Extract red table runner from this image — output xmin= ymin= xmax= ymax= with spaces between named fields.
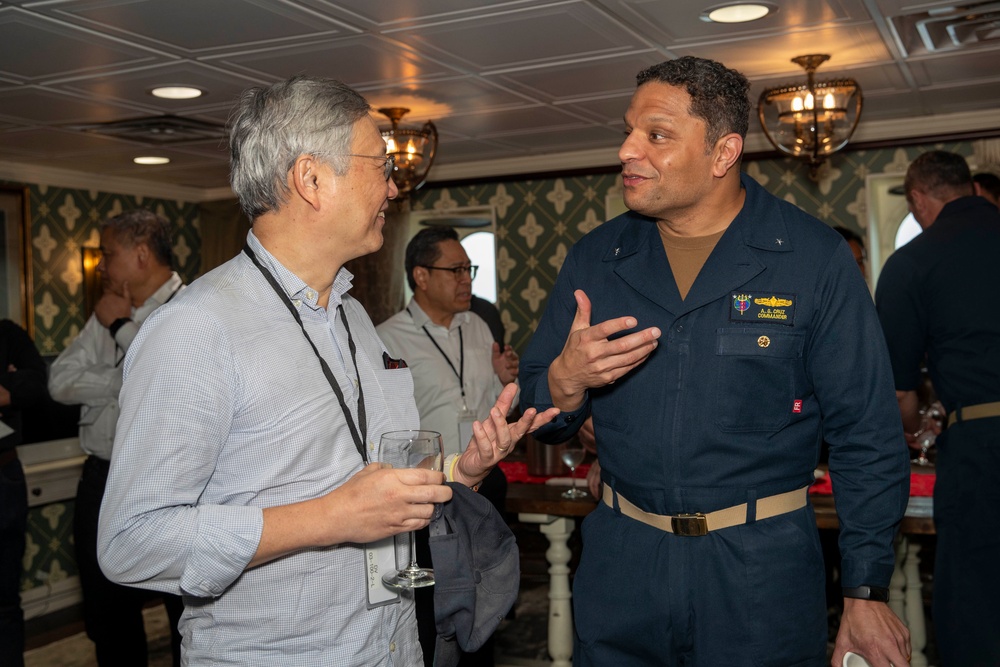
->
xmin=500 ymin=461 xmax=935 ymax=497
xmin=499 ymin=460 xmax=590 ymax=485
xmin=810 ymin=471 xmax=934 ymax=497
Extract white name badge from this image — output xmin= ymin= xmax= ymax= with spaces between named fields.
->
xmin=364 ymin=537 xmax=400 ymax=609
xmin=457 ymin=405 xmax=477 ymax=454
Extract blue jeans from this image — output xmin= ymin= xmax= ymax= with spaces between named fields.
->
xmin=0 ymin=455 xmax=27 ymax=667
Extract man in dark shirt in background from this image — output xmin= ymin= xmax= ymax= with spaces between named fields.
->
xmin=972 ymin=172 xmax=1000 ymax=208
xmin=0 ymin=320 xmax=48 ymax=667
xmin=876 ymin=150 xmax=1000 ymax=666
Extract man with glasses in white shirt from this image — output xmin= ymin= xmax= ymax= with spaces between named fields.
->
xmin=378 ymin=226 xmax=518 ymax=666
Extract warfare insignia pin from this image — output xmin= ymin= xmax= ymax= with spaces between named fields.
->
xmin=733 ymin=293 xmax=752 ymax=315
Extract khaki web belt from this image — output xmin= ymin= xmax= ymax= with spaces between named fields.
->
xmin=947 ymin=401 xmax=1000 ymax=428
xmin=603 ymin=485 xmax=809 ymax=537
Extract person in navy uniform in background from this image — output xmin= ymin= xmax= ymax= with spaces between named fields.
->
xmin=876 ymin=150 xmax=1000 ymax=666
xmin=520 ymin=56 xmax=911 ymax=666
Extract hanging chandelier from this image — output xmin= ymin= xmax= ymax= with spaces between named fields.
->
xmin=377 ymin=107 xmax=438 ymax=196
xmin=758 ymin=54 xmax=862 ymax=177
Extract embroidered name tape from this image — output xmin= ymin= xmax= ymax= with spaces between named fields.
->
xmin=730 ymin=292 xmax=796 ymax=326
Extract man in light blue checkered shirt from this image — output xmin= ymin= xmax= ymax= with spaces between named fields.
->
xmin=97 ymin=76 xmax=556 ymax=666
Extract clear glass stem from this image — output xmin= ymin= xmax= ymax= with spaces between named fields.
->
xmin=406 ymin=530 xmax=418 ymax=570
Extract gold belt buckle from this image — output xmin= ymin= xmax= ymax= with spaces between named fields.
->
xmin=671 ymin=513 xmax=708 ymax=536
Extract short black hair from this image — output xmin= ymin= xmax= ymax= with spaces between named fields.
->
xmin=832 ymin=225 xmax=864 ymax=249
xmin=101 ymin=209 xmax=173 ymax=268
xmin=973 ymin=172 xmax=1000 ymax=200
xmin=404 ymin=226 xmax=459 ymax=290
xmin=635 ymin=56 xmax=751 ymax=147
xmin=904 ymin=151 xmax=973 ymax=200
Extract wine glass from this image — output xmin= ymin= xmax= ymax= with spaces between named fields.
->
xmin=912 ymin=403 xmax=942 ymax=467
xmin=560 ymin=438 xmax=588 ymax=499
xmin=379 ymin=430 xmax=444 ymax=589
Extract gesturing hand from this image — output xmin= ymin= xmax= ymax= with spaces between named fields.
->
xmin=454 ymin=383 xmax=560 ymax=487
xmin=548 ymin=289 xmax=661 ymax=411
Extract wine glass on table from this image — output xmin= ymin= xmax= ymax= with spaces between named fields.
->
xmin=560 ymin=438 xmax=588 ymax=499
xmin=380 ymin=430 xmax=444 ymax=589
xmin=912 ymin=403 xmax=942 ymax=467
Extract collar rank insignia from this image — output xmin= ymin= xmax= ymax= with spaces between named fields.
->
xmin=729 ymin=292 xmax=796 ymax=325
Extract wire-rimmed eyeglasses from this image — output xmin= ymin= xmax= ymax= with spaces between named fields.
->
xmin=421 ymin=265 xmax=479 ymax=280
xmin=337 ymin=154 xmax=396 ymax=180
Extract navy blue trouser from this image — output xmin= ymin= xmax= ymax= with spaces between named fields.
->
xmin=572 ymin=500 xmax=827 ymax=666
xmin=0 ymin=456 xmax=27 ymax=667
xmin=933 ymin=420 xmax=1000 ymax=667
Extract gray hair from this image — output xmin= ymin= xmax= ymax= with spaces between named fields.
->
xmin=228 ymin=76 xmax=372 ymax=220
xmin=101 ymin=209 xmax=173 ymax=268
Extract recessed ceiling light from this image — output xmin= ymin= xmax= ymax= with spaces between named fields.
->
xmin=701 ymin=3 xmax=774 ymax=23
xmin=133 ymin=156 xmax=171 ymax=165
xmin=150 ymin=86 xmax=204 ymax=100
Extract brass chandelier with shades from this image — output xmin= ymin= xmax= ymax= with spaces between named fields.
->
xmin=758 ymin=54 xmax=863 ymax=177
xmin=377 ymin=107 xmax=438 ymax=196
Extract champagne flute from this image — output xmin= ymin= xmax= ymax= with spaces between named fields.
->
xmin=560 ymin=438 xmax=588 ymax=499
xmin=380 ymin=430 xmax=444 ymax=589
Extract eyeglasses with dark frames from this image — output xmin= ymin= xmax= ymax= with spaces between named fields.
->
xmin=336 ymin=153 xmax=396 ymax=180
xmin=420 ymin=265 xmax=479 ymax=280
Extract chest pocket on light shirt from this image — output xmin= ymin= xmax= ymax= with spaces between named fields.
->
xmin=371 ymin=367 xmax=420 ymax=433
xmin=714 ymin=328 xmax=805 ymax=432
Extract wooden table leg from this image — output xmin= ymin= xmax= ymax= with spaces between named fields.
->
xmin=904 ymin=539 xmax=927 ymax=667
xmin=519 ymin=513 xmax=575 ymax=667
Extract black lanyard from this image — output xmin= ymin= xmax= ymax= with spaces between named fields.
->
xmin=115 ymin=281 xmax=183 ymax=368
xmin=407 ymin=307 xmax=464 ymax=398
xmin=243 ymin=245 xmax=369 ymax=464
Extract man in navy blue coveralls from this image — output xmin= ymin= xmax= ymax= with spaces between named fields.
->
xmin=876 ymin=151 xmax=1000 ymax=666
xmin=520 ymin=57 xmax=912 ymax=667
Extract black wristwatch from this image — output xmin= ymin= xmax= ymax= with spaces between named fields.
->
xmin=109 ymin=317 xmax=132 ymax=338
xmin=842 ymin=585 xmax=890 ymax=602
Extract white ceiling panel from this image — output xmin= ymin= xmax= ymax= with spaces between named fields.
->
xmin=0 ymin=8 xmax=159 ymax=80
xmin=0 ymin=0 xmax=995 ymax=191
xmin=493 ymin=52 xmax=660 ymax=102
xmin=43 ymin=0 xmax=354 ymax=52
xmin=207 ymin=34 xmax=459 ymax=87
xmin=403 ymin=2 xmax=648 ymax=71
xmin=0 ymin=87 xmax=144 ymax=123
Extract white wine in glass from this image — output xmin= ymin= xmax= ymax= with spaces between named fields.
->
xmin=380 ymin=430 xmax=444 ymax=589
xmin=560 ymin=439 xmax=588 ymax=499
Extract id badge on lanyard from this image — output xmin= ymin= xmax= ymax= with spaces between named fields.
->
xmin=457 ymin=402 xmax=477 ymax=454
xmin=365 ymin=537 xmax=400 ymax=608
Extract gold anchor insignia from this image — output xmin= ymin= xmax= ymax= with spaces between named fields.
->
xmin=757 ymin=335 xmax=771 ymax=348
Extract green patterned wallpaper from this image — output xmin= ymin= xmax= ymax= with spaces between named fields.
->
xmin=22 ymin=502 xmax=76 ymax=594
xmin=9 ymin=181 xmax=201 ymax=596
xmin=411 ymin=141 xmax=976 ymax=353
xmin=26 ymin=184 xmax=201 ymax=356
